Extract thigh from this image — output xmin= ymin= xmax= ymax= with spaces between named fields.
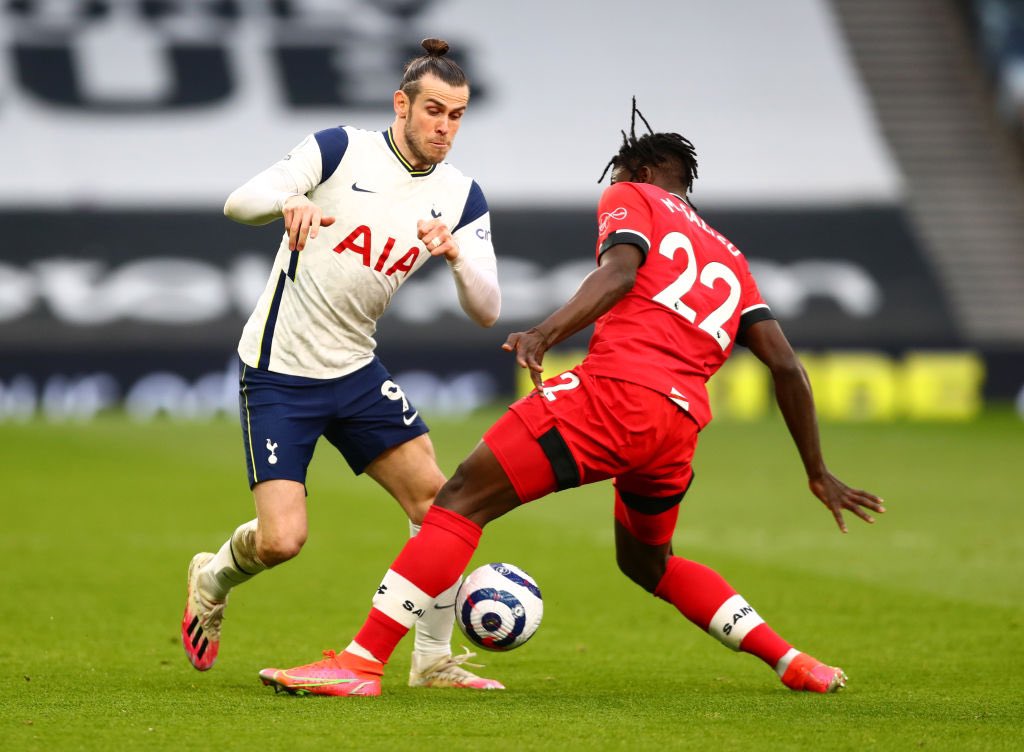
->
xmin=613 ymin=486 xmax=684 ymax=547
xmin=253 ymin=479 xmax=308 ymax=542
xmin=364 ymin=433 xmax=446 ymax=524
xmin=493 ymin=370 xmax=678 ymax=498
xmin=322 ymin=360 xmax=429 ymax=475
xmin=238 ymin=362 xmax=330 ymax=488
xmin=435 ymin=439 xmax=524 ymax=528
xmin=615 ymin=388 xmax=700 ymax=496
xmin=612 ymin=406 xmax=699 ymax=545
xmin=483 ymin=408 xmax=561 ymax=502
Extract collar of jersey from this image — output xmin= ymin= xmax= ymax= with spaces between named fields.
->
xmin=383 ymin=128 xmax=437 ymax=177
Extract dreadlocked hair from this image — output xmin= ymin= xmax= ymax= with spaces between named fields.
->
xmin=598 ymin=97 xmax=699 ymax=195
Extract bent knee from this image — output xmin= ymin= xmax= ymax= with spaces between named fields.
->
xmin=435 ymin=465 xmax=466 ymax=509
xmin=616 ymin=549 xmax=668 ymax=593
xmin=404 ymin=476 xmax=446 ymax=526
xmin=406 ymin=498 xmax=432 ymax=526
xmin=256 ymin=531 xmax=306 ymax=566
xmin=434 ymin=463 xmax=481 ymax=517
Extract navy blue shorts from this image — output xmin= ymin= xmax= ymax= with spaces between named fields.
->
xmin=238 ymin=357 xmax=429 ymax=488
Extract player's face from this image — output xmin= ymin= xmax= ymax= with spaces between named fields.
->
xmin=400 ymin=75 xmax=469 ymax=168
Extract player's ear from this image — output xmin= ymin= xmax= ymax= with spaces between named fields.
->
xmin=634 ymin=165 xmax=653 ymax=184
xmin=394 ymin=90 xmax=409 ymax=119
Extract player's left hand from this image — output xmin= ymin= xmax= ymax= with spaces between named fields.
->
xmin=809 ymin=472 xmax=885 ymax=533
xmin=417 ymin=219 xmax=459 ymax=261
xmin=502 ymin=328 xmax=551 ymax=391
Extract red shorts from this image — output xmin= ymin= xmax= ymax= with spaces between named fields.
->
xmin=483 ymin=369 xmax=699 ymax=545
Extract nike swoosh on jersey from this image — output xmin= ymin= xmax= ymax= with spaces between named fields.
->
xmin=351 ymin=182 xmax=376 ymax=193
xmin=431 ymin=208 xmax=442 ymax=218
xmin=403 ymin=411 xmax=419 ymax=426
xmin=433 ymin=602 xmax=455 ymax=610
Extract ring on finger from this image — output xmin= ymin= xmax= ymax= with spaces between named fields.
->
xmin=430 ymin=237 xmax=441 ymax=249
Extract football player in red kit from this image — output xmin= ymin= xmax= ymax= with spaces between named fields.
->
xmin=258 ymin=104 xmax=885 ymax=697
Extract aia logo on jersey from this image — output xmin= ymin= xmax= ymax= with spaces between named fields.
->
xmin=333 ymin=225 xmax=420 ymax=277
xmin=598 ymin=207 xmax=628 ymax=236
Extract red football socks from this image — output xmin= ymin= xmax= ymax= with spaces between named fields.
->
xmin=351 ymin=506 xmax=482 ymax=664
xmin=392 ymin=506 xmax=482 ymax=591
xmin=654 ymin=555 xmax=791 ymax=667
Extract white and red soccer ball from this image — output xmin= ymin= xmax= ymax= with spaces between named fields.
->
xmin=455 ymin=563 xmax=543 ymax=651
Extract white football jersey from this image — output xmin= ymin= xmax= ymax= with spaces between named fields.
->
xmin=236 ymin=126 xmax=496 ymax=378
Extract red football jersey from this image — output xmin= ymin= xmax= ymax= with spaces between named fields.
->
xmin=583 ymin=181 xmax=774 ymax=428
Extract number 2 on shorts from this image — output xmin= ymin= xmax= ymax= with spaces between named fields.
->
xmin=542 ymin=372 xmax=581 ymax=401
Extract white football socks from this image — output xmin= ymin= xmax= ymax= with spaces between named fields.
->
xmin=198 ymin=519 xmax=267 ymax=602
xmin=409 ymin=520 xmax=462 ymax=657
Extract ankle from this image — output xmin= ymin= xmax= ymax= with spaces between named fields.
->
xmin=339 ymin=651 xmax=385 ymax=676
xmin=774 ymin=648 xmax=802 ymax=677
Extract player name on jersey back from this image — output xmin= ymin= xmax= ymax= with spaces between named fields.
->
xmin=584 ymin=181 xmax=774 ymax=428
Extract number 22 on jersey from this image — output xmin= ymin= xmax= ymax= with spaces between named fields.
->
xmin=651 ymin=231 xmax=741 ymax=351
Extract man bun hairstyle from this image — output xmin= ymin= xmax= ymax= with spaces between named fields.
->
xmin=400 ymin=37 xmax=469 ymax=100
xmin=599 ymin=97 xmax=699 ymax=195
xmin=421 ymin=38 xmax=450 ymax=56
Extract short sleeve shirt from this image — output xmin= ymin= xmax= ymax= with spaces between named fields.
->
xmin=582 ymin=182 xmax=774 ymax=428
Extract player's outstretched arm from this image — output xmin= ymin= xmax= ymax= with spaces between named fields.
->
xmin=503 ymin=243 xmax=642 ymax=390
xmin=743 ymin=319 xmax=885 ymax=533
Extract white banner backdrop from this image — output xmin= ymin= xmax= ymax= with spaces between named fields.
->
xmin=0 ymin=0 xmax=902 ymax=207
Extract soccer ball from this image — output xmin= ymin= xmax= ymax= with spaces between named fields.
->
xmin=455 ymin=562 xmax=543 ymax=651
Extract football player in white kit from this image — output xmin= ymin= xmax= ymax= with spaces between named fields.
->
xmin=181 ymin=38 xmax=505 ymax=690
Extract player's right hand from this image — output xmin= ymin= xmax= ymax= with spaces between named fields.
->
xmin=282 ymin=195 xmax=335 ymax=251
xmin=502 ymin=329 xmax=549 ymax=392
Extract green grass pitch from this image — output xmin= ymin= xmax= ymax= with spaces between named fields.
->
xmin=2 ymin=408 xmax=1022 ymax=750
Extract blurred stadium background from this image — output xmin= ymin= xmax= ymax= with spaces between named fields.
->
xmin=4 ymin=5 xmax=1024 ymax=749
xmin=1 ymin=0 xmax=1022 ymax=423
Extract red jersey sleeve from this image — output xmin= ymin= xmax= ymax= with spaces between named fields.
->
xmin=595 ymin=183 xmax=655 ymax=263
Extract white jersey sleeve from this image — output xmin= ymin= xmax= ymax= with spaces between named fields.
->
xmin=449 ymin=181 xmax=500 ymax=326
xmin=222 ymin=134 xmax=324 ymax=225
